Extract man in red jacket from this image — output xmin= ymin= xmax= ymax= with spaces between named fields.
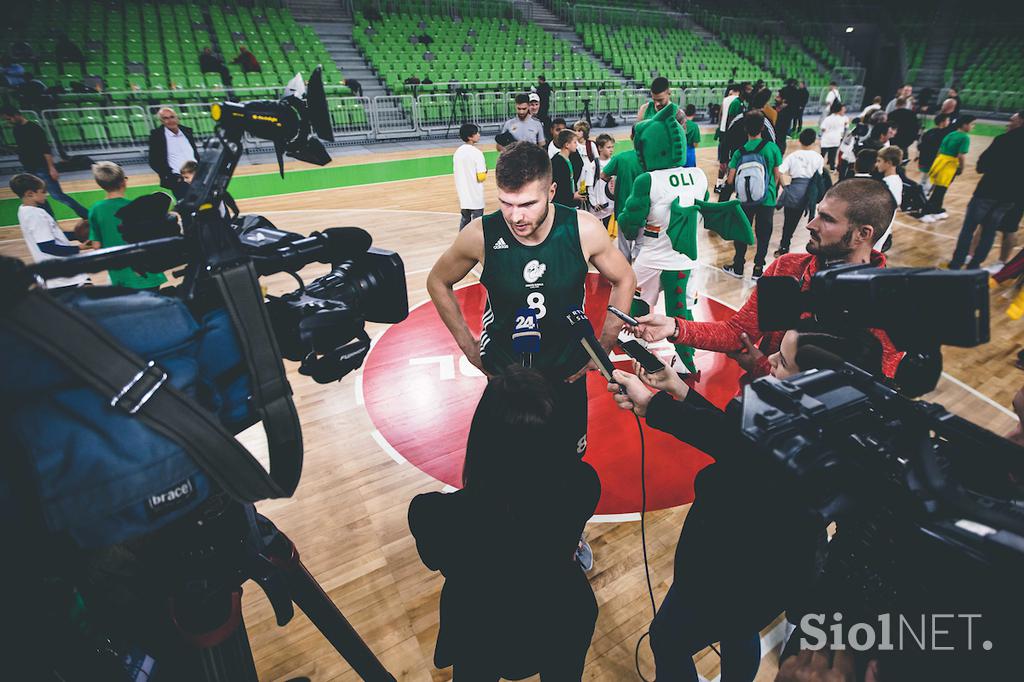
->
xmin=634 ymin=178 xmax=903 ymax=379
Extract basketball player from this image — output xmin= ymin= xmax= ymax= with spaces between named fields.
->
xmin=638 ymin=77 xmax=686 ymax=124
xmin=427 ymin=142 xmax=636 ymax=460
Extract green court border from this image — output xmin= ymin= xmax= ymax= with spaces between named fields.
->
xmin=1 ymin=127 xmax=1004 ymax=227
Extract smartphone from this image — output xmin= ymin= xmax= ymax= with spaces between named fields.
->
xmin=607 ymin=305 xmax=639 ymax=326
xmin=619 ymin=339 xmax=666 ymax=374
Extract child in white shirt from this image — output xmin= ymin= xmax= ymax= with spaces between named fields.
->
xmin=873 ymin=146 xmax=904 ymax=252
xmin=11 ymin=173 xmax=93 ymax=288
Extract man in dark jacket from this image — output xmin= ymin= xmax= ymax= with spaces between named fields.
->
xmin=887 ymin=97 xmax=920 ymax=158
xmin=199 ymin=47 xmax=231 ymax=86
xmin=795 ymin=80 xmax=810 ymax=131
xmin=948 ymin=111 xmax=1024 ymax=269
xmin=148 ymin=107 xmax=198 ymax=199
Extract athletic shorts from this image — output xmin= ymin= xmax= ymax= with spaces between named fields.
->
xmin=999 ymin=202 xmax=1023 ymax=234
xmin=717 ymin=140 xmax=732 ymax=164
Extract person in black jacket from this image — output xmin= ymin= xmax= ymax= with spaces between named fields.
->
xmin=409 ymin=366 xmax=600 ymax=681
xmin=948 ymin=111 xmax=1024 ymax=269
xmin=148 ymin=107 xmax=198 ymax=200
xmin=607 ymin=329 xmax=884 ymax=682
xmin=551 ymin=128 xmax=583 ymax=207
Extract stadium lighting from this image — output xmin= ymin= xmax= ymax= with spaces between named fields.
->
xmin=846 ymin=26 xmax=855 ymax=33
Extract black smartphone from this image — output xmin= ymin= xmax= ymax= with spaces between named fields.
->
xmin=607 ymin=305 xmax=639 ymax=326
xmin=619 ymin=339 xmax=666 ymax=374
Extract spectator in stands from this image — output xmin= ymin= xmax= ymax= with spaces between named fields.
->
xmin=777 ymin=128 xmax=825 ymax=256
xmin=636 ymin=179 xmax=900 ymax=380
xmin=200 ymin=47 xmax=232 ymax=87
xmin=887 ymin=97 xmax=919 ymax=159
xmin=54 ymin=33 xmax=84 ymax=73
xmin=344 ymin=78 xmax=362 ymax=97
xmin=11 ymin=173 xmax=93 ymax=289
xmin=409 ymin=367 xmax=600 ymax=681
xmin=497 ymin=93 xmax=544 ymax=152
xmin=1 ymin=105 xmax=88 ymax=220
xmin=1 ymin=58 xmax=26 ymax=87
xmin=536 ymin=74 xmax=552 ymax=118
xmin=921 ymin=115 xmax=975 ymax=222
xmin=638 ymin=76 xmax=685 ymax=124
xmin=715 ymin=83 xmax=745 ymax=192
xmin=819 ymin=101 xmax=847 ymax=172
xmin=861 ymin=95 xmax=883 ymax=121
xmin=148 ymin=107 xmax=198 ymax=200
xmin=794 ymin=81 xmax=809 ymax=132
xmin=546 ymin=117 xmax=567 ymax=156
xmin=232 ymin=45 xmax=261 ymax=73
xmin=552 ymin=129 xmax=583 ymax=208
xmin=948 ymin=111 xmax=1023 ymax=269
xmin=823 ymin=81 xmax=841 ymax=122
xmin=87 ymin=162 xmax=167 ymax=290
xmin=723 ymin=111 xmax=783 ymax=280
xmin=916 ymin=113 xmax=950 ymax=193
xmin=885 ymin=83 xmax=914 ymax=113
xmin=601 ymin=125 xmax=643 ymax=263
xmin=588 ymin=133 xmax=615 ymax=229
xmin=16 ymin=72 xmax=50 ymax=111
xmin=453 ymin=123 xmax=486 ymax=231
xmin=683 ymin=104 xmax=700 ymax=168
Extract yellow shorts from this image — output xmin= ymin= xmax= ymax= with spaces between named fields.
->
xmin=928 ymin=153 xmax=959 ymax=188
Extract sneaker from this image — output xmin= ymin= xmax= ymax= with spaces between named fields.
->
xmin=773 ymin=247 xmax=789 ymax=257
xmin=984 ymin=261 xmax=1005 ymax=274
xmin=919 ymin=214 xmax=937 ymax=224
xmin=935 ymin=211 xmax=949 ymax=221
xmin=752 ymin=265 xmax=764 ymax=279
xmin=576 ymin=536 xmax=594 ymax=572
xmin=721 ymin=263 xmax=744 ymax=279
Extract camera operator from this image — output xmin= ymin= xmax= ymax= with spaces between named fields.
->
xmin=631 ymin=179 xmax=903 ymax=380
xmin=607 ymin=329 xmax=884 ymax=682
xmin=409 ymin=366 xmax=600 ymax=680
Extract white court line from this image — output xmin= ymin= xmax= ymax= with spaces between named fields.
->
xmin=258 ymin=208 xmax=460 ymax=216
xmin=591 ymin=512 xmax=642 ymax=524
xmin=370 ymin=429 xmax=407 ymax=465
xmin=939 ymin=371 xmax=1017 ymax=418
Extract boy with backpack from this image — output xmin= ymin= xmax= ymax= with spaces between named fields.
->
xmin=723 ymin=112 xmax=783 ymax=279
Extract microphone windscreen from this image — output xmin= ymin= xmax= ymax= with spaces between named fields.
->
xmin=512 ymin=307 xmax=541 ymax=354
xmin=564 ymin=307 xmax=594 ymax=340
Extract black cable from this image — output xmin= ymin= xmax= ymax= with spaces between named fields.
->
xmin=633 ymin=411 xmax=656 ymax=682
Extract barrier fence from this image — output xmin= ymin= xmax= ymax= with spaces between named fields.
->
xmin=959 ymin=90 xmax=1024 ymax=116
xmin=11 ymin=85 xmax=868 ymax=163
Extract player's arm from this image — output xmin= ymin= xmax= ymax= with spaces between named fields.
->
xmin=637 ymin=101 xmax=649 ymax=120
xmin=426 ymin=221 xmax=486 ymax=370
xmin=579 ymin=211 xmax=635 ymax=350
xmin=616 ymin=172 xmax=652 ymax=239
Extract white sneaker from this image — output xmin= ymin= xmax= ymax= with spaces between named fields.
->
xmin=984 ymin=261 xmax=1005 ymax=274
xmin=920 ymin=214 xmax=937 ymax=224
xmin=935 ymin=211 xmax=949 ymax=221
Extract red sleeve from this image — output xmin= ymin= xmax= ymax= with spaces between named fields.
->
xmin=671 ymin=257 xmax=790 ymax=352
xmin=873 ymin=328 xmax=903 ymax=379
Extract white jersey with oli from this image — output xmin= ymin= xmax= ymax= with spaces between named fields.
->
xmin=634 ymin=166 xmax=709 ymax=272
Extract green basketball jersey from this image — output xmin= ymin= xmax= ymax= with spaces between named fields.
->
xmin=479 ymin=203 xmax=589 ymax=378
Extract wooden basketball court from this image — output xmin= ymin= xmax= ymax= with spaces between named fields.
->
xmin=1 ymin=129 xmax=1020 ymax=681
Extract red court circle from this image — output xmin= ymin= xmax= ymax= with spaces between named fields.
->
xmin=361 ymin=274 xmax=744 ymax=516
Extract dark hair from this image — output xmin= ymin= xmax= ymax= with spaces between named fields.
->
xmin=934 ymin=113 xmax=949 ymax=126
xmin=830 ymin=81 xmax=838 ymax=86
xmin=743 ymin=111 xmax=765 ymax=137
xmin=751 ymin=88 xmax=772 ymax=109
xmin=957 ymin=114 xmax=976 ymax=128
xmin=495 ymin=141 xmax=552 ymax=190
xmin=550 ymin=116 xmax=566 ymax=131
xmin=462 ymin=366 xmax=559 ymax=491
xmin=869 ymin=122 xmax=891 ymax=140
xmin=854 ymin=148 xmax=878 ymax=173
xmin=825 ymin=177 xmax=896 ymax=243
xmin=555 ymin=128 xmax=577 ymax=149
xmin=830 ymin=99 xmax=844 ymax=114
xmin=795 ymin=330 xmax=884 ymax=377
xmin=684 ymin=103 xmax=696 ymax=116
xmin=538 ymin=75 xmax=546 ymax=82
xmin=9 ymin=173 xmax=45 ymax=197
xmin=514 ymin=93 xmax=529 ymax=105
xmin=595 ymin=133 xmax=614 ymax=148
xmin=650 ymin=76 xmax=670 ymax=94
xmin=727 ymin=82 xmax=740 ymax=94
xmin=459 ymin=122 xmax=480 ymax=142
xmin=798 ymin=128 xmax=817 ymax=146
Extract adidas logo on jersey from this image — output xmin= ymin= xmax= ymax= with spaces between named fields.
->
xmin=493 ymin=238 xmax=509 ymax=250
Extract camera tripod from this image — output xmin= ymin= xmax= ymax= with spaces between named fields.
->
xmin=446 ymin=87 xmax=472 ymax=138
xmin=580 ymin=97 xmax=593 ymax=127
xmin=150 ymin=495 xmax=396 ymax=682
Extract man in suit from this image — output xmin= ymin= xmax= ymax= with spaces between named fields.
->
xmin=148 ymin=107 xmax=198 ymax=199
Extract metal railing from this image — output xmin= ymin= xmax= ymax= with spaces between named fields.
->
xmin=960 ymin=90 xmax=1024 ymax=116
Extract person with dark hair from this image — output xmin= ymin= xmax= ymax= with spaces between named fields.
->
xmin=606 ymin=326 xmax=883 ymax=682
xmin=600 ymin=124 xmax=644 ymax=262
xmin=1 ymin=106 xmax=88 ymax=220
xmin=921 ymin=115 xmax=976 ymax=222
xmin=859 ymin=121 xmax=893 ymax=155
xmin=948 ymin=111 xmax=1024 ymax=269
xmin=715 ymin=82 xmax=745 ymax=192
xmin=54 ymin=33 xmax=84 ymax=72
xmin=409 ymin=366 xmax=601 ymax=680
xmin=536 ymin=74 xmax=552 ymax=118
xmin=751 ymin=87 xmax=776 ymax=125
xmin=822 ymin=81 xmax=841 ymax=126
xmin=722 ymin=111 xmax=783 ymax=279
xmin=546 ymin=116 xmax=567 ymax=156
xmin=427 ymin=140 xmax=635 ymax=515
xmin=853 ymin=148 xmax=879 ymax=177
xmin=199 ymin=47 xmax=232 ymax=86
xmin=11 ymin=173 xmax=93 ymax=289
xmin=633 ymin=179 xmax=902 ymax=380
xmin=639 ymin=76 xmax=685 ymax=124
xmin=776 ymin=128 xmax=825 ymax=256
xmin=819 ymin=101 xmax=847 ymax=171
xmin=453 ymin=123 xmax=486 ymax=231
xmin=916 ymin=113 xmax=950 ymax=193
xmin=885 ymin=83 xmax=914 ymax=114
xmin=683 ymin=103 xmax=700 ymax=168
xmin=794 ymin=80 xmax=809 ymax=131
xmin=551 ymin=129 xmax=583 ymax=207
xmin=887 ymin=97 xmax=919 ymax=158
xmin=498 ymin=93 xmax=544 ymax=151
xmin=147 ymin=107 xmax=198 ymax=200
xmin=343 ymin=78 xmax=362 ymax=97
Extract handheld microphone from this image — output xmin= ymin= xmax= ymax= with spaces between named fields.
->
xmin=512 ymin=307 xmax=541 ymax=367
xmin=565 ymin=307 xmax=617 ymax=382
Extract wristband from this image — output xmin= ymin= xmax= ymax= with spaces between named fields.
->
xmin=668 ymin=318 xmax=680 ymax=343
